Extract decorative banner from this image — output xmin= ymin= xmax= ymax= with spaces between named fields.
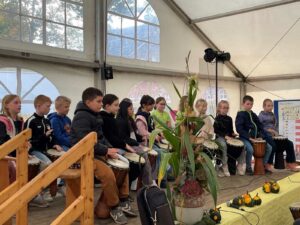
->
xmin=274 ymin=100 xmax=300 ymax=161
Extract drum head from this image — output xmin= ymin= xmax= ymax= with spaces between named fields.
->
xmin=148 ymin=149 xmax=158 ymax=156
xmin=290 ymin=202 xmax=300 ymax=208
xmin=107 ymin=158 xmax=129 ymax=169
xmin=142 ymin=146 xmax=151 ymax=152
xmin=252 ymin=139 xmax=266 ymax=143
xmin=124 ymin=152 xmax=145 ymax=164
xmin=158 ymin=143 xmax=170 ymax=150
xmin=203 ymin=140 xmax=218 ymax=150
xmin=28 ymin=156 xmax=40 ymax=165
xmin=226 ymin=138 xmax=244 ymax=147
xmin=161 ymin=139 xmax=169 ymax=145
xmin=273 ymin=135 xmax=287 ymax=140
xmin=47 ymin=149 xmax=64 ymax=157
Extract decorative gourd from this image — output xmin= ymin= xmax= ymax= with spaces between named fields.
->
xmin=242 ymin=191 xmax=251 ymax=199
xmin=232 ymin=196 xmax=244 ymax=206
xmin=262 ymin=182 xmax=271 ymax=193
xmin=243 ymin=196 xmax=254 ymax=207
xmin=209 ymin=208 xmax=221 ymax=224
xmin=271 ymin=182 xmax=280 ymax=193
xmin=253 ymin=193 xmax=262 ymax=206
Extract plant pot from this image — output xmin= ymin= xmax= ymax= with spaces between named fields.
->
xmin=174 ymin=194 xmax=205 ymax=225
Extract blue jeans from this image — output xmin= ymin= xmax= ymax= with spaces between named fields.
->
xmin=240 ymin=138 xmax=272 ymax=169
xmin=30 ymin=150 xmax=52 ymax=171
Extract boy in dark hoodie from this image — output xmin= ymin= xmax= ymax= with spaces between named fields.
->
xmin=70 ymin=87 xmax=136 ymax=225
xmin=235 ymin=95 xmax=272 ymax=175
xmin=48 ymin=96 xmax=72 ymax=151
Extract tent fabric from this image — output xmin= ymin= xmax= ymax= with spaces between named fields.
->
xmin=174 ymin=0 xmax=300 ymax=77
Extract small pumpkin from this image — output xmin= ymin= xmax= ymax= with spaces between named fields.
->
xmin=209 ymin=208 xmax=222 ymax=224
xmin=232 ymin=196 xmax=244 ymax=206
xmin=253 ymin=193 xmax=262 ymax=206
xmin=263 ymin=182 xmax=271 ymax=193
xmin=243 ymin=191 xmax=251 ymax=199
xmin=271 ymin=182 xmax=280 ymax=193
xmin=244 ymin=198 xmax=255 ymax=207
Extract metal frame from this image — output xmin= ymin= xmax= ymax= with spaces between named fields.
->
xmin=162 ymin=0 xmax=245 ymax=80
xmin=191 ymin=0 xmax=300 ymax=23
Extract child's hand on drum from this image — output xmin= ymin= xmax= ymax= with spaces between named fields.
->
xmin=126 ymin=144 xmax=136 ymax=153
xmin=54 ymin=145 xmax=63 ymax=152
xmin=225 ymin=135 xmax=232 ymax=140
xmin=107 ymin=148 xmax=119 ymax=159
xmin=46 ymin=129 xmax=53 ymax=136
xmin=249 ymin=138 xmax=256 ymax=142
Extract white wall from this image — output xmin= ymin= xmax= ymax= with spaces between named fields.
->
xmin=0 ymin=56 xmax=95 ymax=117
xmin=246 ymin=79 xmax=300 ymax=115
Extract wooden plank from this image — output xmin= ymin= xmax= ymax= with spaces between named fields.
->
xmin=0 ymin=160 xmax=10 ymax=192
xmin=0 ymin=132 xmax=97 ymax=224
xmin=16 ymin=143 xmax=28 ymax=225
xmin=65 ymin=178 xmax=81 ymax=208
xmin=51 ymin=196 xmax=84 ymax=225
xmin=0 ymin=182 xmax=18 ymax=203
xmin=0 ymin=129 xmax=31 ymax=159
xmin=80 ymin=149 xmax=94 ymax=225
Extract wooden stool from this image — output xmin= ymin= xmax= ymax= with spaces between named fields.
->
xmin=60 ymin=169 xmax=81 ymax=208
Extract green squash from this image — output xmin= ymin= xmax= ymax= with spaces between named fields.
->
xmin=209 ymin=208 xmax=221 ymax=224
xmin=253 ymin=193 xmax=262 ymax=206
xmin=244 ymin=198 xmax=255 ymax=207
xmin=271 ymin=182 xmax=280 ymax=193
xmin=232 ymin=196 xmax=244 ymax=206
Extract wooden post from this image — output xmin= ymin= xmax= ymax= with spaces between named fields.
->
xmin=0 ymin=159 xmax=12 ymax=225
xmin=16 ymin=143 xmax=28 ymax=225
xmin=80 ymin=149 xmax=94 ymax=225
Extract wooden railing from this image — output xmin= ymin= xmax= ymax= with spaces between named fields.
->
xmin=0 ymin=129 xmax=97 ymax=225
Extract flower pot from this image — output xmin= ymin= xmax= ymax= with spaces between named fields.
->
xmin=174 ymin=194 xmax=205 ymax=225
xmin=175 ymin=205 xmax=204 ymax=225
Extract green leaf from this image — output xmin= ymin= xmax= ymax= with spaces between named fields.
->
xmin=169 ymin=152 xmax=180 ymax=177
xmin=191 ymin=89 xmax=198 ymax=106
xmin=166 ymin=183 xmax=176 ymax=220
xmin=172 ymin=81 xmax=182 ymax=99
xmin=199 ymin=151 xmax=219 ymax=206
xmin=152 ymin=115 xmax=174 ymax=134
xmin=162 ymin=130 xmax=180 ymax=152
xmin=158 ymin=152 xmax=172 ymax=186
xmin=149 ymin=129 xmax=162 ymax=149
xmin=183 ymin=131 xmax=195 ymax=177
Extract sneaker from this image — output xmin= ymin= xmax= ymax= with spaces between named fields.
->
xmin=237 ymin=164 xmax=245 ymax=176
xmin=217 ymin=169 xmax=225 ymax=177
xmin=119 ymin=201 xmax=138 ymax=217
xmin=246 ymin=167 xmax=254 ymax=176
xmin=29 ymin=195 xmax=49 ymax=208
xmin=43 ymin=192 xmax=54 ymax=202
xmin=222 ymin=164 xmax=230 ymax=177
xmin=110 ymin=207 xmax=128 ymax=224
xmin=57 ymin=186 xmax=66 ymax=197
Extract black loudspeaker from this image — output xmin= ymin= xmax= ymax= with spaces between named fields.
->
xmin=101 ymin=65 xmax=113 ymax=80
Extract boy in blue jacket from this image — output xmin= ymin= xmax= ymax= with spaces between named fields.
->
xmin=235 ymin=95 xmax=272 ymax=175
xmin=48 ymin=96 xmax=72 ymax=151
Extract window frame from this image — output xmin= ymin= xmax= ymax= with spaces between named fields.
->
xmin=107 ymin=0 xmax=160 ymax=63
xmin=0 ymin=0 xmax=84 ymax=51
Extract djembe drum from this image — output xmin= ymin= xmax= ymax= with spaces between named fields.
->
xmin=157 ymin=139 xmax=171 ymax=151
xmin=28 ymin=156 xmax=41 ymax=181
xmin=46 ymin=149 xmax=65 ymax=197
xmin=226 ymin=138 xmax=244 ymax=175
xmin=290 ymin=202 xmax=300 ymax=220
xmin=252 ymin=139 xmax=266 ymax=175
xmin=203 ymin=140 xmax=219 ymax=159
xmin=273 ymin=135 xmax=288 ymax=169
xmin=95 ymin=155 xmax=129 ymax=219
xmin=124 ymin=152 xmax=145 ymax=184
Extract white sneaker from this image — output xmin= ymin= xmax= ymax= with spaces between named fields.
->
xmin=217 ymin=169 xmax=225 ymax=177
xmin=43 ymin=192 xmax=54 ymax=202
xmin=237 ymin=163 xmax=245 ymax=176
xmin=29 ymin=195 xmax=49 ymax=208
xmin=222 ymin=164 xmax=230 ymax=177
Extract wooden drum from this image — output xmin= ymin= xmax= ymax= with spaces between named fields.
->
xmin=203 ymin=140 xmax=219 ymax=159
xmin=290 ymin=202 xmax=300 ymax=220
xmin=46 ymin=149 xmax=65 ymax=197
xmin=28 ymin=156 xmax=40 ymax=181
xmin=252 ymin=139 xmax=266 ymax=175
xmin=273 ymin=135 xmax=288 ymax=169
xmin=226 ymin=138 xmax=244 ymax=175
xmin=95 ymin=156 xmax=129 ymax=219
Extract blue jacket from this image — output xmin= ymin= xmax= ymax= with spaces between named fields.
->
xmin=48 ymin=112 xmax=71 ymax=147
xmin=235 ymin=110 xmax=267 ymax=141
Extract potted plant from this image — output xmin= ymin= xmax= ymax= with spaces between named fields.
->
xmin=149 ymin=52 xmax=219 ymax=225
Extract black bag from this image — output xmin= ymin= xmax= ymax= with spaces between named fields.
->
xmin=137 ymin=185 xmax=175 ymax=225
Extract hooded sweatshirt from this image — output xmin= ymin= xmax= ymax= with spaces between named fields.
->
xmin=48 ymin=112 xmax=71 ymax=147
xmin=70 ymin=101 xmax=112 ymax=157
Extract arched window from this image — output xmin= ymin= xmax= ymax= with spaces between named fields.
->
xmin=0 ymin=0 xmax=84 ymax=51
xmin=0 ymin=67 xmax=60 ymax=118
xmin=107 ymin=0 xmax=160 ymax=62
xmin=128 ymin=81 xmax=171 ymax=108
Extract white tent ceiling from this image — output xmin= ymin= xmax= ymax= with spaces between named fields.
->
xmin=174 ymin=0 xmax=300 ymax=78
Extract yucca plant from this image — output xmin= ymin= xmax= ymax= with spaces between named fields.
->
xmin=149 ymin=52 xmax=219 ymax=214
